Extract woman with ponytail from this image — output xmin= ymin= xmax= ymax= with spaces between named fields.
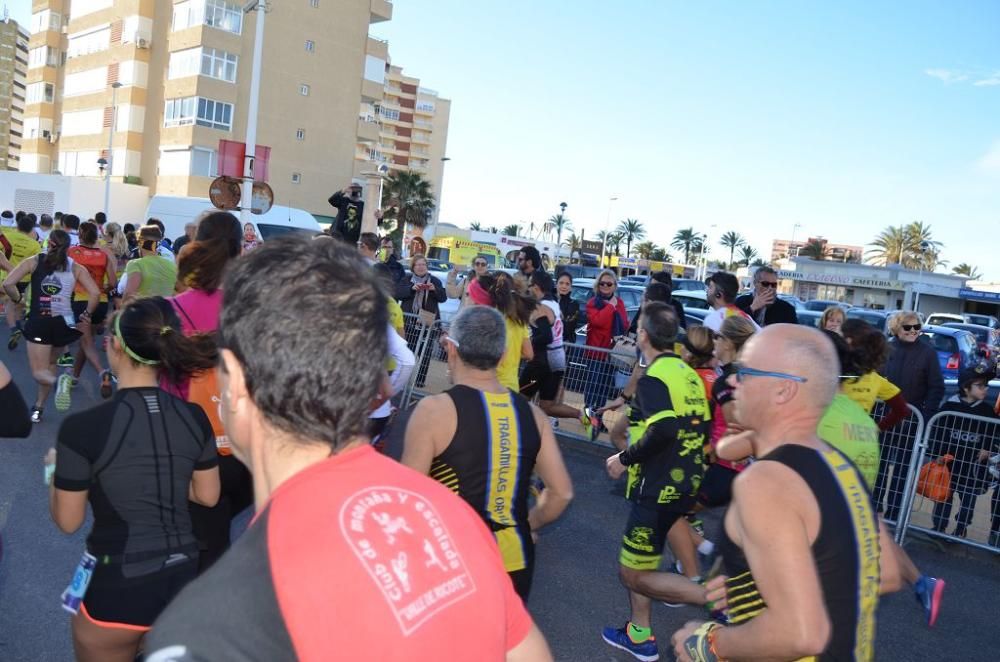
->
xmin=122 ymin=225 xmax=178 ymax=302
xmin=473 ymin=271 xmax=534 ymax=392
xmin=102 ymin=222 xmax=130 ymax=275
xmin=1 ymin=229 xmax=100 ymax=422
xmin=47 ymin=296 xmax=220 ymax=662
xmin=164 ymin=211 xmax=251 ymax=574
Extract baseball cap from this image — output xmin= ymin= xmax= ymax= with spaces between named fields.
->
xmin=958 ymin=363 xmax=994 ymax=389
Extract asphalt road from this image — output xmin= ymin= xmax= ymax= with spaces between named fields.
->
xmin=1 ymin=347 xmax=999 ymax=661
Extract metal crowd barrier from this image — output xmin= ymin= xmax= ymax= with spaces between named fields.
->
xmin=896 ymin=410 xmax=1000 ymax=554
xmin=870 ymin=402 xmax=926 ymax=539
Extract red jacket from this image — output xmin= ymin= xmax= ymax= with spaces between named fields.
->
xmin=585 ymin=296 xmax=628 ymax=360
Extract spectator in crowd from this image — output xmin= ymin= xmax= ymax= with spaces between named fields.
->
xmin=446 ymin=255 xmax=490 ymax=305
xmin=821 ymin=306 xmax=846 ymax=334
xmin=399 ymin=255 xmax=447 ymax=388
xmin=242 ymin=223 xmax=260 ymax=253
xmin=172 ymin=222 xmax=198 ymax=256
xmin=556 ymin=272 xmax=580 ymax=345
xmin=583 ymin=269 xmax=629 ymax=436
xmin=327 ymin=183 xmax=365 ymax=246
xmin=735 ymin=266 xmax=798 ymax=326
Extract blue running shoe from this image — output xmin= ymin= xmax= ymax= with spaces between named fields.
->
xmin=601 ymin=624 xmax=659 ymax=661
xmin=914 ymin=576 xmax=945 ymax=627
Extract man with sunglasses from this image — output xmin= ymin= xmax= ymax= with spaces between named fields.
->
xmin=735 ymin=266 xmax=797 ymax=327
xmin=670 ymin=324 xmax=901 ymax=662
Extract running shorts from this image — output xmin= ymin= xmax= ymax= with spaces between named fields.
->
xmin=81 ymin=558 xmax=197 ymax=629
xmin=619 ymin=497 xmax=696 ymax=571
xmin=696 ymin=463 xmax=739 ymax=508
xmin=23 ymin=316 xmax=82 ymax=347
xmin=519 ymin=364 xmax=564 ymax=401
xmin=71 ymin=300 xmax=109 ymax=327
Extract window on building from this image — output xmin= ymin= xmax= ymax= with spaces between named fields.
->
xmin=310 ymin=0 xmax=319 ymax=7
xmin=173 ymin=0 xmax=242 ymax=35
xmin=164 ymin=97 xmax=198 ymax=127
xmin=67 ymin=26 xmax=111 ymax=59
xmin=26 ymin=82 xmax=54 ymax=104
xmin=299 ymin=84 xmax=310 ymax=96
xmin=191 ymin=148 xmax=217 ymax=177
xmin=305 ymin=40 xmax=315 ymax=53
xmin=196 ymin=98 xmax=233 ymax=130
xmin=30 ymin=10 xmax=62 ymax=34
xmin=295 ymin=129 xmax=305 ymax=140
xmin=202 ymin=47 xmax=238 ymax=82
xmin=291 ymin=172 xmax=301 ymax=184
xmin=416 ymin=101 xmax=435 ymax=112
xmin=168 ymin=47 xmax=201 ymax=79
xmin=64 ymin=67 xmax=108 ymax=97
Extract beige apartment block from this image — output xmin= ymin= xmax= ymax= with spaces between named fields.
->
xmin=0 ymin=18 xmax=30 ymax=171
xmin=20 ymin=0 xmax=393 ymax=222
xmin=354 ymin=61 xmax=451 ymax=220
xmin=771 ymin=237 xmax=863 ymax=263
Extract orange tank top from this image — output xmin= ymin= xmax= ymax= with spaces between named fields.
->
xmin=68 ymin=245 xmax=109 ymax=301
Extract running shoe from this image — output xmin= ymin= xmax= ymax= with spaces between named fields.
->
xmin=601 ymin=624 xmax=659 ymax=662
xmin=7 ymin=328 xmax=21 ymax=351
xmin=56 ymin=352 xmax=74 ymax=368
xmin=579 ymin=411 xmax=592 ymax=438
xmin=549 ymin=416 xmax=560 ymax=430
xmin=55 ymin=373 xmax=73 ymax=411
xmin=30 ymin=407 xmax=43 ymax=424
xmin=914 ymin=575 xmax=945 ymax=627
xmin=100 ymin=370 xmax=114 ymax=399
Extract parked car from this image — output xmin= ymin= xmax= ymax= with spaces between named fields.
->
xmin=778 ymin=294 xmax=807 ymax=311
xmin=803 ymin=299 xmax=851 ymax=312
xmin=795 ymin=310 xmax=824 ymax=328
xmin=673 ymin=278 xmax=707 ymax=293
xmin=939 ymin=323 xmax=1000 ymax=367
xmin=919 ymin=325 xmax=983 ymax=381
xmin=845 ymin=308 xmax=894 ymax=334
xmin=672 ymin=290 xmax=710 ymax=311
xmin=926 ymin=312 xmax=1000 ymax=329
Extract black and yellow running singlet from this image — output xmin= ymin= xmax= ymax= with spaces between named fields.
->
xmin=431 ymin=385 xmax=541 ymax=572
xmin=720 ymin=444 xmax=880 ymax=662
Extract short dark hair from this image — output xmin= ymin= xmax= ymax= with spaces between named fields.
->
xmin=650 ymin=271 xmax=673 ymax=288
xmin=16 ymin=215 xmax=35 ymax=233
xmin=640 ymin=301 xmax=679 ymax=351
xmin=1 ymin=210 xmax=12 ymax=219
xmin=519 ymin=245 xmax=543 ymax=271
xmin=754 ymin=266 xmax=777 ymax=282
xmin=54 ymin=211 xmax=63 ymax=220
xmin=94 ymin=212 xmax=107 ymax=225
xmin=220 ymin=237 xmax=388 ymax=449
xmin=644 ymin=282 xmax=672 ymax=305
xmin=79 ymin=221 xmax=99 ymax=245
xmin=707 ymin=271 xmax=739 ymax=303
xmin=358 ymin=232 xmax=379 ymax=252
xmin=528 ymin=270 xmax=555 ymax=300
xmin=147 ymin=218 xmax=165 ymax=236
xmin=61 ymin=214 xmax=80 ymax=230
xmin=40 ymin=214 xmax=53 ymax=228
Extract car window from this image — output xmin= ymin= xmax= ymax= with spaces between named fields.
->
xmin=571 ymin=285 xmax=592 ymax=305
xmin=927 ymin=333 xmax=958 ymax=354
xmin=675 ymin=295 xmax=710 ymax=310
xmin=966 ymin=314 xmax=993 ymax=327
xmin=847 ymin=310 xmax=885 ymax=328
xmin=618 ymin=290 xmax=643 ymax=308
xmin=256 ymin=224 xmax=319 ymax=240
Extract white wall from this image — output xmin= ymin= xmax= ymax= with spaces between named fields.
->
xmin=0 ymin=172 xmax=150 ymax=222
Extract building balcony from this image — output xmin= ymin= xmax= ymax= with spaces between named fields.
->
xmin=370 ymin=0 xmax=393 ymax=24
xmin=366 ymin=35 xmax=389 ymax=60
xmin=357 ymin=116 xmax=380 ymax=142
xmin=361 ymin=78 xmax=383 ymax=102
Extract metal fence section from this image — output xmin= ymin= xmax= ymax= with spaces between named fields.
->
xmin=399 ymin=313 xmax=436 ymax=407
xmin=869 ymin=402 xmax=925 ymax=538
xmin=897 ymin=410 xmax=1000 ymax=554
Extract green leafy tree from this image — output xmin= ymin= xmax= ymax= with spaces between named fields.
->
xmin=952 ymin=263 xmax=982 ymax=280
xmin=469 ymin=221 xmax=482 ymax=231
xmin=564 ymin=232 xmax=582 ymax=264
xmin=750 ymin=258 xmax=770 ymax=267
xmin=799 ymin=240 xmax=829 ymax=260
xmin=635 ymin=241 xmax=657 ymax=259
xmin=607 ymin=232 xmax=625 ymax=256
xmin=502 ymin=224 xmax=523 ymax=237
xmin=548 ymin=214 xmax=572 ymax=254
xmin=719 ymin=231 xmax=746 ymax=270
xmin=737 ymin=245 xmax=758 ymax=266
xmin=671 ymin=227 xmax=706 ymax=264
xmin=380 ymin=170 xmax=436 ymax=230
xmin=616 ymin=218 xmax=646 ymax=257
xmin=866 ymin=222 xmax=945 ymax=270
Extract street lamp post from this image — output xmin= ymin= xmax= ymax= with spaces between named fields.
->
xmin=790 ymin=222 xmax=802 ymax=257
xmin=914 ymin=240 xmax=931 ymax=313
xmin=555 ymin=201 xmax=567 ymax=263
xmin=103 ymin=81 xmax=122 ymax=218
xmin=599 ymin=196 xmax=618 ymax=269
xmin=240 ymin=0 xmax=268 ymax=229
xmin=697 ymin=224 xmax=717 ymax=281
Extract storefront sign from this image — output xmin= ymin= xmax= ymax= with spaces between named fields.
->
xmin=960 ymin=288 xmax=1000 ymax=303
xmin=777 ymin=270 xmax=900 ymax=290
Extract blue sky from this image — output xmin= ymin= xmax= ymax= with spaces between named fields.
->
xmin=11 ymin=1 xmax=999 ymax=278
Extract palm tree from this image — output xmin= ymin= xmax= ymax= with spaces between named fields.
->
xmin=737 ymin=245 xmax=758 ymax=266
xmin=487 ymin=226 xmax=499 ymax=234
xmin=671 ymin=227 xmax=706 ymax=264
xmin=616 ymin=218 xmax=646 ymax=257
xmin=799 ymin=240 xmax=829 ymax=260
xmin=564 ymin=232 xmax=582 ymax=264
xmin=750 ymin=258 xmax=770 ymax=267
xmin=548 ymin=214 xmax=572 ymax=254
xmin=469 ymin=221 xmax=482 ymax=231
xmin=650 ymin=248 xmax=667 ymax=261
xmin=866 ymin=222 xmax=945 ymax=269
xmin=607 ymin=232 xmax=625 ymax=257
xmin=719 ymin=231 xmax=746 ymax=270
xmin=502 ymin=224 xmax=522 ymax=237
xmin=635 ymin=241 xmax=657 ymax=259
xmin=952 ymin=263 xmax=982 ymax=280
xmin=381 ymin=170 xmax=436 ymax=230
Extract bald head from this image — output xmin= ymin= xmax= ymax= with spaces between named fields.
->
xmin=736 ymin=324 xmax=840 ymax=423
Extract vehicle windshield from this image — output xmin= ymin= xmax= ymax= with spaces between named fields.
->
xmin=847 ymin=310 xmax=886 ymax=328
xmin=804 ymin=300 xmax=839 ymax=312
xmin=966 ymin=314 xmax=994 ymax=327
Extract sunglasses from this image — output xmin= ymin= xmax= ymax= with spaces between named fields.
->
xmin=758 ymin=281 xmax=778 ymax=288
xmin=473 ymin=261 xmax=487 ymax=267
xmin=733 ymin=362 xmax=808 ymax=383
xmin=598 ymin=281 xmax=615 ymax=288
xmin=901 ymin=324 xmax=922 ymax=332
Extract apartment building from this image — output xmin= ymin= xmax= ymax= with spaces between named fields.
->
xmin=20 ymin=0 xmax=393 ymax=221
xmin=355 ymin=60 xmax=451 ymax=219
xmin=771 ymin=237 xmax=863 ymax=263
xmin=0 ymin=17 xmax=29 ymax=170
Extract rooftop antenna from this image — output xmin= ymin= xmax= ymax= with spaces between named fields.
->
xmin=3 ymin=4 xmax=9 ymax=22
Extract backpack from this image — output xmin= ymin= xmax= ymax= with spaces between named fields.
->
xmin=171 ymin=298 xmax=231 ymax=455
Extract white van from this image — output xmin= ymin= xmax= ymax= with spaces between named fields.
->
xmin=144 ymin=195 xmax=321 ymax=244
